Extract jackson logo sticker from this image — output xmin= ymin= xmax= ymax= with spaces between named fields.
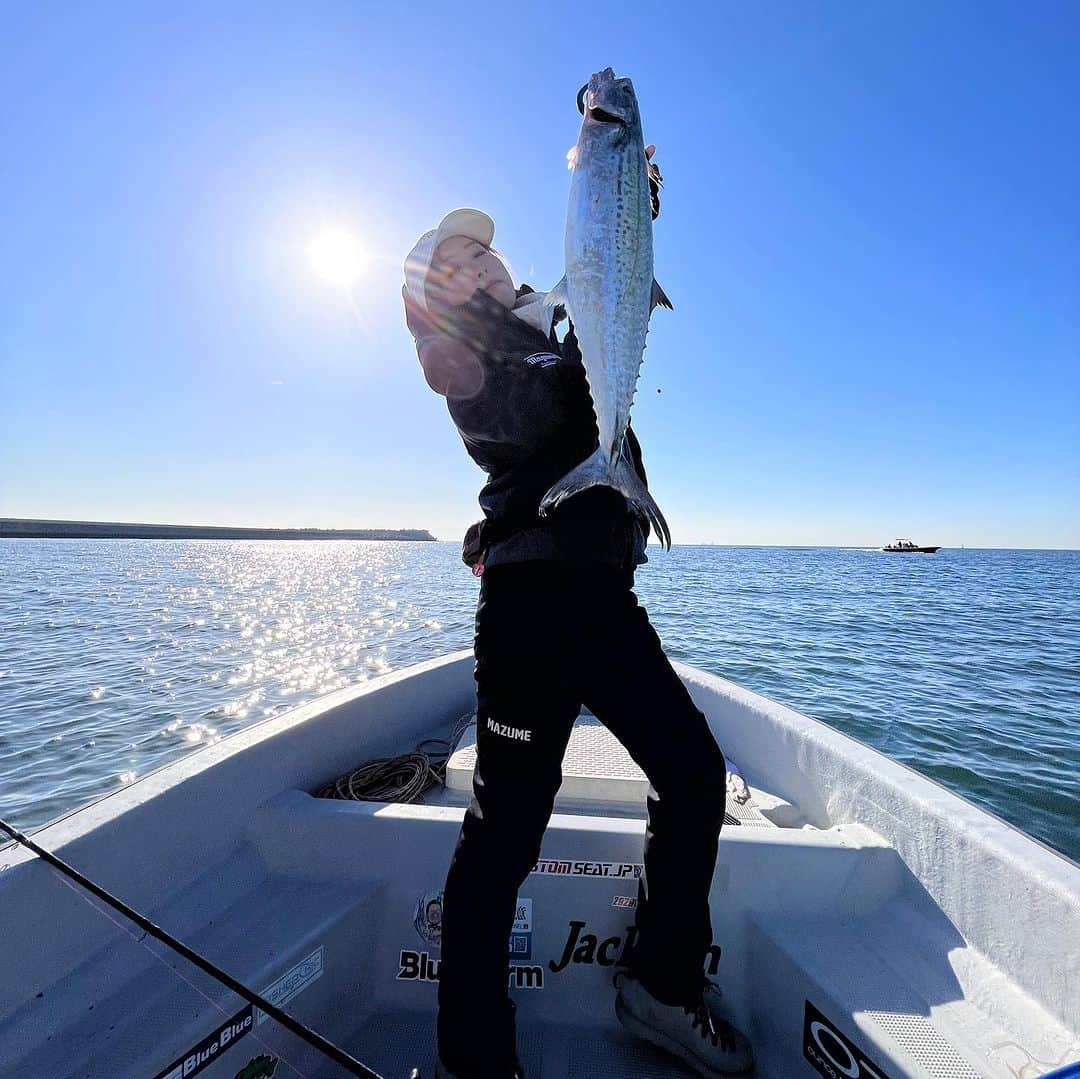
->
xmin=548 ymin=919 xmax=721 ymax=976
xmin=803 ymin=1000 xmax=891 ymax=1079
xmin=522 ymin=352 xmax=559 ymax=368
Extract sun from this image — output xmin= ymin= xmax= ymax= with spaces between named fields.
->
xmin=308 ymin=228 xmax=365 ymax=289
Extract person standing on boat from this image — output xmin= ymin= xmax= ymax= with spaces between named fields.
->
xmin=402 ymin=144 xmax=753 ymax=1079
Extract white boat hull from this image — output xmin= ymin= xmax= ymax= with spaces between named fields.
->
xmin=1 ymin=652 xmax=1077 ymax=1078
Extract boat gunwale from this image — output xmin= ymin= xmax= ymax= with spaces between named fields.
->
xmin=4 ymin=650 xmax=1075 ymax=879
xmin=675 ymin=659 xmax=1080 ymax=874
xmin=0 ymin=651 xmax=474 ymax=864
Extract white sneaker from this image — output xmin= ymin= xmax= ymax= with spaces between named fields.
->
xmin=614 ymin=972 xmax=755 ymax=1076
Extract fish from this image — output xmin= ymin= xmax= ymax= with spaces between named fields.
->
xmin=542 ymin=67 xmax=672 ymax=549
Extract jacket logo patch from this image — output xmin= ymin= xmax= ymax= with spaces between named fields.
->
xmin=523 ymin=352 xmax=559 ymax=368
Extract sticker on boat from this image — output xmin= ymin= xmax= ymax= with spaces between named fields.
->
xmin=510 ymin=897 xmax=533 ymax=959
xmin=531 ymin=858 xmax=643 ymax=879
xmin=803 ymin=1000 xmax=891 ymax=1079
xmin=151 ymin=951 xmax=322 ymax=1077
xmin=254 ymin=947 xmax=324 ymax=1026
xmin=548 ymin=919 xmax=721 ymax=977
xmin=611 ymin=894 xmax=637 ymax=909
xmin=397 ymin=949 xmax=544 ymax=989
xmin=412 ymin=890 xmax=531 ymax=955
xmin=152 ymin=1005 xmax=253 ymax=1079
xmin=414 ymin=890 xmax=443 ymax=947
xmin=233 ymin=1054 xmax=278 ymax=1079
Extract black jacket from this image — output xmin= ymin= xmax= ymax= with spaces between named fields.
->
xmin=404 ymin=285 xmax=651 ymax=573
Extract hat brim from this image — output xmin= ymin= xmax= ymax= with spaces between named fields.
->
xmin=434 ymin=208 xmax=495 ymax=250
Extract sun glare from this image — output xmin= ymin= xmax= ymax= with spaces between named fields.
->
xmin=308 ymin=228 xmax=365 ymax=289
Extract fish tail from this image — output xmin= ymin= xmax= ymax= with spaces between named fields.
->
xmin=614 ymin=453 xmax=671 ymax=551
xmin=539 ymin=445 xmax=672 ymax=551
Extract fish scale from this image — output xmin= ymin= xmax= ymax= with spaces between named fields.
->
xmin=542 ymin=68 xmax=673 ymax=549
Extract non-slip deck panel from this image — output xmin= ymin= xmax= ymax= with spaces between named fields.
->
xmin=446 ymin=713 xmax=650 ymax=803
xmin=747 ymin=910 xmax=1073 ymax=1079
xmin=446 ymin=713 xmax=778 ymax=828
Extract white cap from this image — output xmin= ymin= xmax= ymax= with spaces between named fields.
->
xmin=404 ymin=208 xmax=496 ymax=310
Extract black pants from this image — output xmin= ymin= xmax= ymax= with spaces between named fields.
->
xmin=437 ymin=562 xmax=727 ymax=1075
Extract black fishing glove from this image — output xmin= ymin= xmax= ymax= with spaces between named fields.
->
xmin=647 ymin=152 xmax=663 ymax=220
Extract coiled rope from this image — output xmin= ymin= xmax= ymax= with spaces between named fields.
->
xmin=316 ymin=711 xmax=475 ymax=804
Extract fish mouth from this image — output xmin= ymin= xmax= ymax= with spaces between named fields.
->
xmin=587 ymin=106 xmax=627 ymax=126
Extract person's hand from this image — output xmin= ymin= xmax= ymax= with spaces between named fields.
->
xmin=645 ymin=144 xmax=663 ymax=220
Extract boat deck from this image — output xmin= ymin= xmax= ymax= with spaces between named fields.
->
xmin=2 ymin=656 xmax=1076 ymax=1079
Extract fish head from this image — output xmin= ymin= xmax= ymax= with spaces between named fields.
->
xmin=576 ymin=68 xmax=643 ymax=145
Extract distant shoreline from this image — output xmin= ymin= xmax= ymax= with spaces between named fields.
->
xmin=0 ymin=518 xmax=437 ymax=542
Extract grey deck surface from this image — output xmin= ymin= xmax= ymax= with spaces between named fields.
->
xmin=348 ymin=1015 xmax=703 ymax=1079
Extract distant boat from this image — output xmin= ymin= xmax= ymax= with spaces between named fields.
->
xmin=883 ymin=537 xmax=940 ymax=553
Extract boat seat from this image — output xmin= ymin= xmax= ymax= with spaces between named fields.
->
xmin=234 ymin=789 xmax=913 ymax=1047
xmin=0 ymin=843 xmax=383 ymax=1079
xmin=445 ymin=712 xmax=783 ymax=827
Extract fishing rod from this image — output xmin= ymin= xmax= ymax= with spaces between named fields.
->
xmin=0 ymin=817 xmax=420 ymax=1079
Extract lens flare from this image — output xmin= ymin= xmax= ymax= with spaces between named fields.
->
xmin=308 ymin=228 xmax=365 ymax=288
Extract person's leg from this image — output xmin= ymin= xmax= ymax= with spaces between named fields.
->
xmin=437 ymin=564 xmax=582 ymax=1076
xmin=581 ymin=580 xmax=727 ymax=1008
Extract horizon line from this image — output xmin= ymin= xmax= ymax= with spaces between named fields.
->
xmin=1 ymin=518 xmax=1075 ymax=552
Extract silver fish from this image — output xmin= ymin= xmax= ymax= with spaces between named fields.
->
xmin=542 ymin=67 xmax=672 ymax=549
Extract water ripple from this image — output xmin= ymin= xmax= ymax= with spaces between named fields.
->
xmin=0 ymin=541 xmax=1077 ymax=862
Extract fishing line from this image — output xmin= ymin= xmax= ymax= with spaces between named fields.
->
xmin=0 ymin=817 xmax=386 ymax=1079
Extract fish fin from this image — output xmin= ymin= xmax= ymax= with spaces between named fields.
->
xmin=566 ymin=144 xmax=579 ymax=170
xmin=542 ymin=276 xmax=570 ymax=329
xmin=539 ymin=445 xmax=611 ymax=517
xmin=650 ymin=279 xmax=673 ymax=312
xmin=615 ymin=453 xmax=672 ymax=550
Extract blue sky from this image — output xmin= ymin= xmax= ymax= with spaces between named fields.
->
xmin=2 ymin=2 xmax=1077 ymax=548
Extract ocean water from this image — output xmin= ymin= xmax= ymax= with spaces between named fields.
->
xmin=0 ymin=540 xmax=1077 ymax=861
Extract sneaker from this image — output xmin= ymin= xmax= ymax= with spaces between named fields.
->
xmin=614 ymin=972 xmax=755 ymax=1076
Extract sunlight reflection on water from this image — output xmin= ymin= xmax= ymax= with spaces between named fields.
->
xmin=0 ymin=539 xmax=477 ymax=834
xmin=0 ymin=539 xmax=1077 ymax=860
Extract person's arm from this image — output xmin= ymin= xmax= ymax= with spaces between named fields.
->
xmin=404 ymin=286 xmax=484 ymax=398
xmin=416 ymin=334 xmax=483 ymax=398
